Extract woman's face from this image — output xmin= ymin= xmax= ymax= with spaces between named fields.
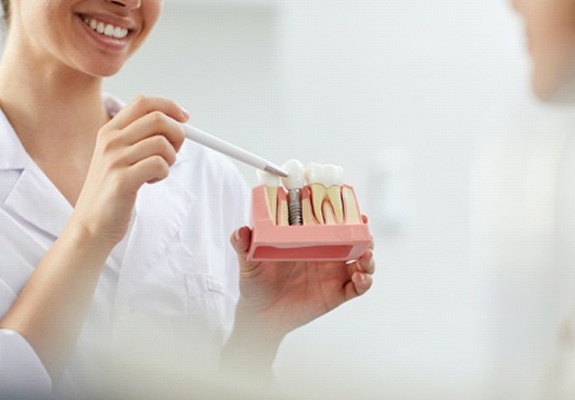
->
xmin=513 ymin=0 xmax=575 ymax=101
xmin=10 ymin=0 xmax=162 ymax=77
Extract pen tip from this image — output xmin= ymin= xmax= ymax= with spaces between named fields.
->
xmin=264 ymin=165 xmax=289 ymax=178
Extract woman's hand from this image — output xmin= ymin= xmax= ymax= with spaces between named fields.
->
xmin=72 ymin=96 xmax=189 ymax=248
xmin=222 ymin=222 xmax=375 ymax=382
xmin=230 ymin=222 xmax=375 ymax=342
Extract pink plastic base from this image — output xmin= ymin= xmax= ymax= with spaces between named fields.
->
xmin=247 ymin=185 xmax=372 ymax=262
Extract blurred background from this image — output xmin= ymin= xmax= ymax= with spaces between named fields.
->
xmin=105 ymin=0 xmax=575 ymax=398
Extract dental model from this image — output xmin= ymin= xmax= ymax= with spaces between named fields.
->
xmin=247 ymin=159 xmax=371 ymax=261
xmin=281 ymin=159 xmax=306 ymax=226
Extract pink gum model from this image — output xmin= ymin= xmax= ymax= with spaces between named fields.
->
xmin=247 ymin=184 xmax=372 ymax=261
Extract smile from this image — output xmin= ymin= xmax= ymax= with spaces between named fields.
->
xmin=82 ymin=17 xmax=129 ymax=40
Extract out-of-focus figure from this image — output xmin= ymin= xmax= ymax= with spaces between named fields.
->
xmin=477 ymin=1 xmax=575 ymax=398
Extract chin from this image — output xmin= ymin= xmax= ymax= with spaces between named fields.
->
xmin=85 ymin=63 xmax=124 ymax=79
xmin=532 ymin=67 xmax=575 ymax=104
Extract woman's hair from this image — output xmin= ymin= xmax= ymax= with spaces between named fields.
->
xmin=1 ymin=0 xmax=8 ymax=24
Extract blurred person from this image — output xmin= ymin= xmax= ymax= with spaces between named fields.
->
xmin=0 ymin=0 xmax=375 ymax=398
xmin=481 ymin=0 xmax=575 ymax=397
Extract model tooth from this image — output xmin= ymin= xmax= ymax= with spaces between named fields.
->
xmin=305 ymin=162 xmax=324 ymax=184
xmin=306 ymin=163 xmax=345 ymax=224
xmin=324 ymin=164 xmax=345 ymax=223
xmin=306 ymin=163 xmax=327 ymax=224
xmin=302 ymin=196 xmax=317 ymax=225
xmin=322 ymin=201 xmax=337 ymax=225
xmin=257 ymin=170 xmax=279 ymax=224
xmin=281 ymin=159 xmax=306 ymax=190
xmin=342 ymin=186 xmax=361 ymax=224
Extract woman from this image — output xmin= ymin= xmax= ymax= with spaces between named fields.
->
xmin=0 ymin=1 xmax=375 ymax=397
xmin=491 ymin=0 xmax=575 ymax=397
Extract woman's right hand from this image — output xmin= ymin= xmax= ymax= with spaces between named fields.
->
xmin=72 ymin=96 xmax=189 ymax=249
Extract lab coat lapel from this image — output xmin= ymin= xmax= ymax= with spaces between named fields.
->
xmin=3 ymin=159 xmax=72 ymax=240
xmin=114 ymin=164 xmax=197 ymax=315
xmin=0 ymin=105 xmax=72 ymax=240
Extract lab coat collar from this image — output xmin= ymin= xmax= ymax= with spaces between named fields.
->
xmin=0 ymin=103 xmax=28 ymax=171
xmin=0 ymin=105 xmax=72 ymax=238
xmin=3 ymin=161 xmax=73 ymax=239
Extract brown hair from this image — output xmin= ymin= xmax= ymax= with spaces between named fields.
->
xmin=1 ymin=0 xmax=9 ymax=23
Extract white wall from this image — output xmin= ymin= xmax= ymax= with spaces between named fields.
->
xmin=105 ymin=1 xmax=546 ymax=398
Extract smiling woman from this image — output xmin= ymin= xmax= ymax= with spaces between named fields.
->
xmin=0 ymin=0 xmax=375 ymax=398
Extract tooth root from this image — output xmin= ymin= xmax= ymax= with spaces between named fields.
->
xmin=309 ymin=183 xmax=327 ymax=224
xmin=326 ymin=186 xmax=344 ymax=224
xmin=302 ymin=198 xmax=317 ymax=225
xmin=322 ymin=201 xmax=337 ymax=225
xmin=342 ymin=186 xmax=362 ymax=224
xmin=265 ymin=187 xmax=278 ymax=225
xmin=301 ymin=187 xmax=318 ymax=225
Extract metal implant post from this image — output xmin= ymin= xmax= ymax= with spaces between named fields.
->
xmin=288 ymin=189 xmax=303 ymax=226
xmin=281 ymin=159 xmax=306 ymax=227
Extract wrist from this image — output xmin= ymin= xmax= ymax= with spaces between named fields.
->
xmin=221 ymin=301 xmax=285 ymax=380
xmin=61 ymin=217 xmax=116 ymax=263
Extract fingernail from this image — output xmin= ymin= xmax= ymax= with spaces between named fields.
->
xmin=234 ymin=229 xmax=241 ymax=242
xmin=180 ymin=107 xmax=191 ymax=119
xmin=359 ymin=273 xmax=367 ymax=282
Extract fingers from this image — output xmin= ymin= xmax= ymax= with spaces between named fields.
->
xmin=345 ymin=248 xmax=375 ymax=299
xmin=230 ymin=226 xmax=253 ymax=257
xmin=110 ymin=96 xmax=190 ymax=129
xmin=357 ymin=249 xmax=375 ymax=275
xmin=94 ymin=96 xmax=189 ymax=188
xmin=351 ymin=270 xmax=373 ymax=297
xmin=116 ymin=110 xmax=187 ymax=152
xmin=120 ymin=133 xmax=179 ymax=169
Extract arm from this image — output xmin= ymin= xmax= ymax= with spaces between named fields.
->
xmin=0 ymin=222 xmax=115 ymax=382
xmin=0 ymin=97 xmax=189 ymax=383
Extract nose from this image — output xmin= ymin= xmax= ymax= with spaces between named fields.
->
xmin=108 ymin=0 xmax=141 ymax=10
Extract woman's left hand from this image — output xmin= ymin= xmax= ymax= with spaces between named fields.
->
xmin=229 ymin=223 xmax=375 ymax=343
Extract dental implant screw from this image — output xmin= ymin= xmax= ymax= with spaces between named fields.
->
xmin=288 ymin=189 xmax=303 ymax=226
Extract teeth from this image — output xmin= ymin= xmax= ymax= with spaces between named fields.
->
xmin=305 ymin=163 xmax=345 ymax=224
xmin=342 ymin=186 xmax=362 ymax=224
xmin=83 ymin=17 xmax=129 ymax=39
xmin=257 ymin=170 xmax=279 ymax=224
xmin=306 ymin=163 xmax=327 ymax=224
xmin=301 ymin=188 xmax=317 ymax=225
xmin=281 ymin=159 xmax=306 ymax=190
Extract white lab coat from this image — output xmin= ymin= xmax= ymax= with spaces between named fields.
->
xmin=0 ymin=96 xmax=251 ymax=398
xmin=473 ymin=105 xmax=575 ymax=399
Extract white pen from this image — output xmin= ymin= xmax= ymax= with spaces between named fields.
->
xmin=183 ymin=124 xmax=288 ymax=178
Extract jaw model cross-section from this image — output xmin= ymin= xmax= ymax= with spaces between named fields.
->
xmin=247 ymin=159 xmax=371 ymax=262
